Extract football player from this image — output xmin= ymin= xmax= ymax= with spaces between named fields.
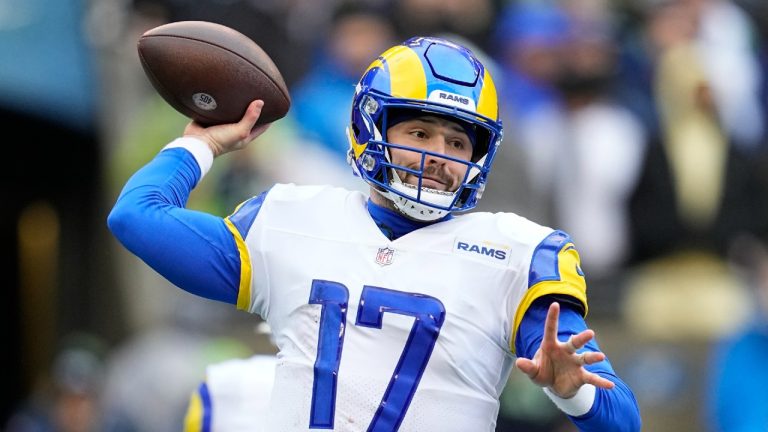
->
xmin=109 ymin=36 xmax=641 ymax=431
xmin=183 ymin=354 xmax=277 ymax=432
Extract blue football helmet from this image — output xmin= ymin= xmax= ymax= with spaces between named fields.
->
xmin=347 ymin=36 xmax=504 ymax=221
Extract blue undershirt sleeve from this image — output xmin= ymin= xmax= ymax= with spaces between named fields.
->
xmin=107 ymin=147 xmax=242 ymax=304
xmin=516 ymin=297 xmax=642 ymax=432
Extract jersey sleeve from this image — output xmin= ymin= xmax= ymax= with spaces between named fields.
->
xmin=222 ymin=190 xmax=270 ymax=310
xmin=107 ymin=139 xmax=249 ymax=304
xmin=183 ymin=382 xmax=213 ymax=432
xmin=511 ymin=230 xmax=588 ymax=350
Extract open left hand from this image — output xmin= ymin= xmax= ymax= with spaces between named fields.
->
xmin=515 ymin=302 xmax=616 ymax=398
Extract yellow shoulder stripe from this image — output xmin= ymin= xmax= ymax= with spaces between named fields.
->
xmin=224 ymin=218 xmax=252 ymax=311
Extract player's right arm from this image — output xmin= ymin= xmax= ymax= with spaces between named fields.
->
xmin=107 ymin=100 xmax=269 ymax=304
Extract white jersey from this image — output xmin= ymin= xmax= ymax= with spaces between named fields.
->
xmin=224 ymin=184 xmax=587 ymax=432
xmin=184 ymin=355 xmax=277 ymax=432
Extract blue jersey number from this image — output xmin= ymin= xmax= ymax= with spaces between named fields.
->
xmin=308 ymin=280 xmax=446 ymax=431
xmin=308 ymin=280 xmax=349 ymax=429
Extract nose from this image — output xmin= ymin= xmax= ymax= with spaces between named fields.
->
xmin=423 ymin=136 xmax=448 ymax=164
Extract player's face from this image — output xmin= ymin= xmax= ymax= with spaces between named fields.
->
xmin=386 ymin=116 xmax=473 ymax=192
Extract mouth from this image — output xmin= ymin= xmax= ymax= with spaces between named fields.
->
xmin=397 ymin=181 xmax=454 ymax=196
xmin=393 ymin=166 xmax=455 ymax=192
xmin=420 ymin=176 xmax=447 ymax=190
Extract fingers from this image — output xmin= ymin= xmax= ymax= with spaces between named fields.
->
xmin=247 ymin=122 xmax=271 ymax=142
xmin=242 ymin=100 xmax=271 ymax=142
xmin=241 ymin=100 xmax=265 ymax=127
xmin=585 ymin=350 xmax=605 ymax=363
xmin=543 ymin=302 xmax=561 ymax=347
xmin=564 ymin=336 xmax=578 ymax=354
xmin=583 ymin=370 xmax=616 ymax=390
xmin=230 ymin=99 xmax=265 ymax=141
xmin=515 ymin=357 xmax=540 ymax=379
xmin=571 ymin=352 xmax=588 ymax=366
xmin=575 ymin=351 xmax=605 ymax=366
xmin=183 ymin=119 xmax=205 ymax=136
xmin=564 ymin=329 xmax=595 ymax=355
xmin=571 ymin=329 xmax=595 ymax=349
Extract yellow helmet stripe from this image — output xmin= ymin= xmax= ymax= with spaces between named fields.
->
xmin=348 ymin=126 xmax=366 ymax=159
xmin=476 ymin=68 xmax=498 ymax=119
xmin=380 ymin=46 xmax=427 ymax=100
xmin=364 ymin=57 xmax=385 ymax=75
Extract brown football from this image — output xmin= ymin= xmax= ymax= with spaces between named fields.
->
xmin=137 ymin=20 xmax=290 ymax=126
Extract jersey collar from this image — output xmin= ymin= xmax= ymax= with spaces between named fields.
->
xmin=366 ymin=198 xmax=452 ymax=240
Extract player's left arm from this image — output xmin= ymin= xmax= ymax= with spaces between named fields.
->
xmin=512 ymin=230 xmax=641 ymax=431
xmin=516 ymin=298 xmax=641 ymax=432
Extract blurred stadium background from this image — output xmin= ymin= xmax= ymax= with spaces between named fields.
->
xmin=2 ymin=0 xmax=767 ymax=430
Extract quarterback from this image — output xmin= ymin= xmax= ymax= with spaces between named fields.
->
xmin=108 ymin=37 xmax=641 ymax=431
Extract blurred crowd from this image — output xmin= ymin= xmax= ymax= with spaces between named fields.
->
xmin=2 ymin=0 xmax=768 ymax=431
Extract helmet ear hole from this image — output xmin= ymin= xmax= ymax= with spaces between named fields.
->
xmin=472 ymin=128 xmax=491 ymax=163
xmin=351 ymin=123 xmax=360 ymax=138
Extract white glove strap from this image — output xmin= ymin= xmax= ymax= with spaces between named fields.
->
xmin=543 ymin=384 xmax=596 ymax=417
xmin=163 ymin=137 xmax=215 ymax=178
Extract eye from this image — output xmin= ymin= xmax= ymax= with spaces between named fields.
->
xmin=448 ymin=139 xmax=466 ymax=150
xmin=409 ymin=130 xmax=427 ymax=139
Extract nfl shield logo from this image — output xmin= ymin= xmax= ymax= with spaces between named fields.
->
xmin=375 ymin=247 xmax=394 ymax=266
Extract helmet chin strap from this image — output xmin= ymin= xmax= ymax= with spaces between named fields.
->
xmin=384 ymin=169 xmax=454 ymax=222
